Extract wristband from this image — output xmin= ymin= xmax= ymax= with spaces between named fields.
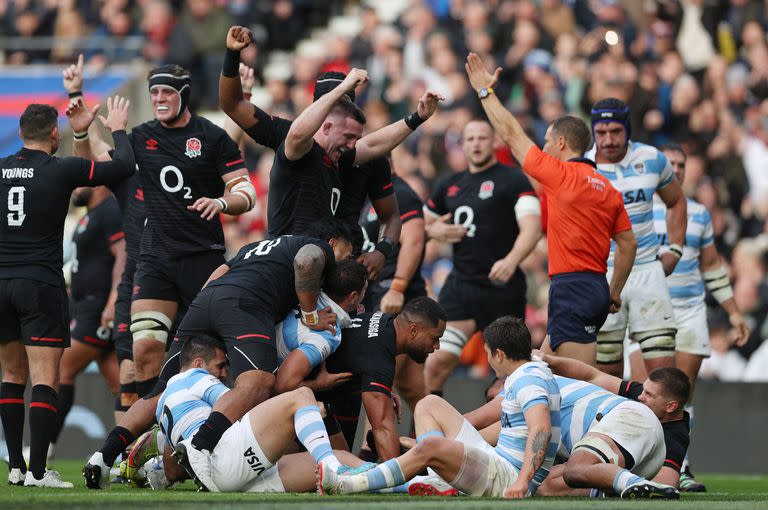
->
xmin=375 ymin=238 xmax=395 ymax=260
xmin=668 ymin=243 xmax=683 ymax=259
xmin=73 ymin=130 xmax=88 ymax=141
xmin=215 ymin=197 xmax=228 ymax=213
xmin=301 ymin=309 xmax=320 ymax=327
xmin=68 ymin=91 xmax=83 ymax=98
xmin=390 ymin=277 xmax=408 ymax=293
xmin=223 ymin=49 xmax=241 ymax=78
xmin=404 ymin=111 xmax=426 ymax=130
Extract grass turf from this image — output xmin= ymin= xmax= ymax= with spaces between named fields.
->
xmin=1 ymin=460 xmax=766 ymax=510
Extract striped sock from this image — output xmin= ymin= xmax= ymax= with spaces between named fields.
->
xmin=0 ymin=382 xmax=26 ymax=471
xmin=360 ymin=458 xmax=406 ymax=492
xmin=416 ymin=429 xmax=444 ymax=443
xmin=612 ymin=468 xmax=645 ymax=493
xmin=294 ymin=405 xmax=339 ymax=471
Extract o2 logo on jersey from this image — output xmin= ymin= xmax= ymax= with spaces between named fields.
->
xmin=160 ymin=165 xmax=193 ymax=199
xmin=184 ymin=137 xmax=202 ymax=158
xmin=478 ymin=180 xmax=494 ymax=200
xmin=243 ymin=446 xmax=266 ymax=475
xmin=454 ymin=205 xmax=477 ymax=238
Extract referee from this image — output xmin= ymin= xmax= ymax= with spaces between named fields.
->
xmin=466 ymin=53 xmax=636 ymax=366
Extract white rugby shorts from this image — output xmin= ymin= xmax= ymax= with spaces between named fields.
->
xmin=672 ymin=301 xmax=710 ymax=356
xmin=210 ymin=416 xmax=273 ymax=492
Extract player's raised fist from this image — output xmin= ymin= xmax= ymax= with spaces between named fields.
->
xmin=341 ymin=68 xmax=369 ymax=91
xmin=417 ymin=90 xmax=445 ymax=120
xmin=98 ymin=95 xmax=130 ymax=132
xmin=226 ymin=26 xmax=253 ymax=51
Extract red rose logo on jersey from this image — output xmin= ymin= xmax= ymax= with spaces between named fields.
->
xmin=479 ymin=180 xmax=494 ymax=200
xmin=185 ymin=137 xmax=202 ymax=158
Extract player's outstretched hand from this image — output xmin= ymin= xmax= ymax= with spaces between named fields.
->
xmin=379 ymin=288 xmax=405 ymax=314
xmin=312 ymin=362 xmax=353 ymax=391
xmin=187 ymin=197 xmax=223 ymax=220
xmin=239 ymin=63 xmax=255 ymax=94
xmin=226 ymin=25 xmax=252 ymax=51
xmin=357 ymin=250 xmax=385 ymax=281
xmin=465 ymin=52 xmax=501 ymax=93
xmin=416 ymin=90 xmax=445 ymax=120
xmin=488 ymin=257 xmax=517 ymax=286
xmin=428 ymin=212 xmax=466 ymax=243
xmin=503 ymin=479 xmax=530 ymax=499
xmin=98 ymin=95 xmax=130 ymax=132
xmin=62 ymin=53 xmax=84 ymax=95
xmin=66 ymin=97 xmax=100 ymax=134
xmin=341 ymin=68 xmax=369 ymax=91
xmin=729 ymin=312 xmax=750 ymax=347
xmin=309 ymin=306 xmax=337 ymax=334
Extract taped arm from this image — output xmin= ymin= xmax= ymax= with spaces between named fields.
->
xmin=294 ymin=244 xmax=326 ymax=315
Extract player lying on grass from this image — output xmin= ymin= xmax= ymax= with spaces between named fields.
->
xmin=318 ymin=316 xmax=562 ymax=498
xmin=536 ymin=352 xmax=691 ymax=493
xmin=152 ymin=334 xmax=368 ymax=492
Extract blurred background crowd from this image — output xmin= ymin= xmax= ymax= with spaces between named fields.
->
xmin=1 ymin=0 xmax=766 ymax=381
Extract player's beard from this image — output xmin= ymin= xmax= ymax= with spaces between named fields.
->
xmin=406 ymin=346 xmax=428 ymax=364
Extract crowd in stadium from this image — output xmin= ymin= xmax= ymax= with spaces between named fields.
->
xmin=0 ymin=0 xmax=766 ymax=498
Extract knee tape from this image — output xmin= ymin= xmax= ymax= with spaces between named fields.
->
xmin=635 ymin=329 xmax=676 ymax=360
xmin=596 ymin=331 xmax=625 ymax=364
xmin=115 ymin=382 xmax=138 ymax=412
xmin=438 ymin=326 xmax=469 ymax=356
xmin=572 ymin=435 xmax=620 ymax=465
xmin=130 ymin=311 xmax=172 ymax=344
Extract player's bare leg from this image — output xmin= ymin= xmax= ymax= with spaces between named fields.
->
xmin=537 ymin=464 xmax=590 ymax=496
xmin=628 ymin=348 xmax=647 ymax=381
xmin=131 ymin=298 xmax=176 ymax=396
xmin=209 ymin=369 xmax=274 ymax=428
xmin=115 ymin=359 xmax=137 ymax=422
xmin=424 ymin=319 xmax=475 ymax=395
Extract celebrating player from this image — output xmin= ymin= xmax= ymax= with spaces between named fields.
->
xmin=0 ymin=100 xmax=134 ymax=488
xmin=586 ymin=98 xmax=687 ymax=377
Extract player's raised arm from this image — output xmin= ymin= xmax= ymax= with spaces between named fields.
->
xmin=285 ymin=69 xmax=367 ymax=161
xmin=353 ymin=90 xmax=444 ymax=166
xmin=465 ymin=53 xmax=534 ymax=166
xmin=220 ymin=26 xmax=259 ymax=131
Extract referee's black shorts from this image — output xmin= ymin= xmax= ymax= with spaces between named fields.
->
xmin=0 ymin=278 xmax=70 ymax=348
xmin=438 ymin=272 xmax=526 ymax=330
xmin=547 ymin=271 xmax=610 ymax=350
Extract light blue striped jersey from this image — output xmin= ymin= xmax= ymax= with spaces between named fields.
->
xmin=275 ymin=292 xmax=352 ymax=369
xmin=495 ymin=361 xmax=561 ymax=494
xmin=555 ymin=375 xmax=626 ymax=457
xmin=155 ymin=368 xmax=228 ymax=449
xmin=653 ymin=197 xmax=713 ymax=307
xmin=585 ymin=142 xmax=674 ymax=266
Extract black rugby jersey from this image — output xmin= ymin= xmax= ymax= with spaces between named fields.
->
xmin=337 ymin=156 xmax=394 ymax=252
xmin=207 ymin=234 xmax=335 ymax=318
xmin=426 ymin=163 xmax=535 ymax=286
xmin=130 ymin=116 xmax=242 ymax=258
xmin=618 ymin=380 xmax=691 ymax=473
xmin=0 ymin=131 xmax=134 ymax=285
xmin=326 ymin=312 xmax=397 ymax=397
xmin=70 ymin=196 xmax=123 ymax=300
xmin=360 ymin=176 xmax=425 ymax=295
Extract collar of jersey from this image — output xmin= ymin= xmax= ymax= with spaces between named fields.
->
xmin=318 ymin=291 xmax=352 ymax=328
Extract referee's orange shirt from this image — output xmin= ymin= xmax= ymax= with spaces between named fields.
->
xmin=523 ymin=146 xmax=631 ymax=277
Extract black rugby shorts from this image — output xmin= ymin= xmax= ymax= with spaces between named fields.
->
xmin=0 ymin=279 xmax=70 ymax=348
xmin=438 ymin=272 xmax=526 ymax=330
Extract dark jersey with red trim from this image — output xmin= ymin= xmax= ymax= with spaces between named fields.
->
xmin=326 ymin=312 xmax=397 ymax=397
xmin=338 ymin=156 xmax=394 ymax=252
xmin=71 ymin=196 xmax=123 ymax=301
xmin=108 ymin=173 xmax=145 ymax=268
xmin=360 ymin=176 xmax=425 ymax=294
xmin=0 ymin=132 xmax=134 ymax=286
xmin=426 ymin=163 xmax=535 ymax=286
xmin=208 ymin=234 xmax=335 ymax=318
xmin=129 ymin=116 xmax=242 ymax=258
xmin=619 ymin=380 xmax=690 ymax=473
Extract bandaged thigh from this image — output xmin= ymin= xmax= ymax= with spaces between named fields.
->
xmin=634 ymin=329 xmax=676 ymax=360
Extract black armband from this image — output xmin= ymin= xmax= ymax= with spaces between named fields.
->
xmin=404 ymin=111 xmax=426 ymax=130
xmin=223 ymin=49 xmax=241 ymax=78
xmin=375 ymin=238 xmax=396 ymax=260
xmin=68 ymin=91 xmax=83 ymax=98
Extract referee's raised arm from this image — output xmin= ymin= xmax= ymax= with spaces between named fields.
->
xmin=465 ymin=53 xmax=535 ymax=166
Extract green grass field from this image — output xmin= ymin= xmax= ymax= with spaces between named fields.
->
xmin=1 ymin=461 xmax=766 ymax=510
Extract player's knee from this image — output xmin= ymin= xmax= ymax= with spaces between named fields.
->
xmin=635 ymin=329 xmax=676 ymax=360
xmin=596 ymin=330 xmax=625 ymax=364
xmin=130 ymin=311 xmax=172 ymax=345
xmin=291 ymin=385 xmax=314 ymax=403
xmin=411 ymin=436 xmax=443 ymax=462
xmin=414 ymin=393 xmax=444 ymax=419
xmin=435 ymin=326 xmax=469 ymax=357
xmin=563 ymin=462 xmax=591 ymax=488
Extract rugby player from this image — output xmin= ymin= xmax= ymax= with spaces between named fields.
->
xmin=0 ymin=100 xmax=134 ymax=487
xmin=423 ymin=117 xmax=542 ymax=394
xmin=464 ymin=53 xmax=636 ymax=366
xmin=586 ymin=98 xmax=688 ymax=377
xmin=51 ymin=186 xmax=125 ymax=457
xmin=83 ymin=222 xmax=352 ymax=489
xmin=318 ymin=316 xmax=560 ymax=498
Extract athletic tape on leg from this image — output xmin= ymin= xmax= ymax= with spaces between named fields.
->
xmin=438 ymin=326 xmax=469 ymax=356
xmin=596 ymin=330 xmax=625 ymax=364
xmin=635 ymin=329 xmax=676 ymax=360
xmin=130 ymin=311 xmax=172 ymax=344
xmin=572 ymin=435 xmax=620 ymax=465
